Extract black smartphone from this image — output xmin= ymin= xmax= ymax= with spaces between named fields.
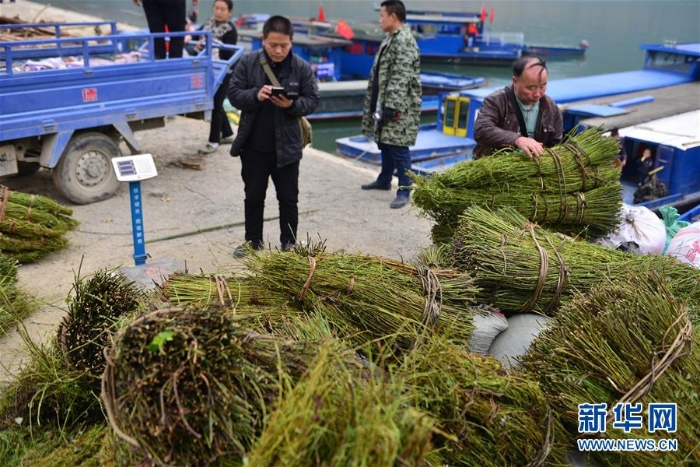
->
xmin=270 ymin=86 xmax=286 ymax=97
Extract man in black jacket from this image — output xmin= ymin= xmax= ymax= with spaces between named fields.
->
xmin=227 ymin=15 xmax=319 ymax=257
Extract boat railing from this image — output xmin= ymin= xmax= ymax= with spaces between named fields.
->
xmin=662 ymin=38 xmax=678 ymax=49
xmin=481 ymin=31 xmax=525 ymax=47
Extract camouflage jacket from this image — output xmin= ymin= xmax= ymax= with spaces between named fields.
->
xmin=361 ymin=24 xmax=422 ymax=147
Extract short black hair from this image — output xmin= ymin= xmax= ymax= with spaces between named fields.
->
xmin=215 ymin=0 xmax=233 ymax=12
xmin=381 ymin=0 xmax=407 ymax=23
xmin=263 ymin=15 xmax=294 ymax=39
xmin=513 ymin=55 xmax=547 ymax=78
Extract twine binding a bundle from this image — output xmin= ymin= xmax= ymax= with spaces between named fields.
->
xmin=0 ymin=186 xmax=9 ymax=225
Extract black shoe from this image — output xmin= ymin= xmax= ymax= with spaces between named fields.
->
xmin=390 ymin=193 xmax=410 ymax=209
xmin=281 ymin=242 xmax=295 ymax=252
xmin=361 ymin=181 xmax=392 ymax=190
xmin=232 ymin=241 xmax=263 ymax=258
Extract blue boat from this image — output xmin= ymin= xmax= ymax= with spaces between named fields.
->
xmin=678 ymin=203 xmax=700 ymax=223
xmin=237 ymin=28 xmax=484 ymax=121
xmin=336 ymin=41 xmax=700 ymax=209
xmin=617 ymin=110 xmax=700 ymax=210
xmin=403 ymin=8 xmax=588 ymax=66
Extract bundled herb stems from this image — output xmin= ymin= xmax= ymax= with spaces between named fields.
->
xmin=413 ymin=129 xmax=622 ymax=243
xmin=0 ymin=187 xmax=78 ymax=263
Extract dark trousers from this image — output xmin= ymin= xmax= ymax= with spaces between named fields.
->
xmin=209 ymin=77 xmax=233 ymax=144
xmin=377 ymin=143 xmax=412 ymax=193
xmin=241 ymin=149 xmax=299 ymax=246
xmin=142 ymin=0 xmax=186 ymax=59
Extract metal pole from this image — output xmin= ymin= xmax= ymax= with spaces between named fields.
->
xmin=129 ymin=181 xmax=148 ymax=265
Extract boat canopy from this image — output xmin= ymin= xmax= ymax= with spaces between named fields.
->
xmin=619 ymin=110 xmax=700 ymax=150
xmin=574 ymin=82 xmax=700 ymax=130
xmin=406 ymin=14 xmax=481 ymax=24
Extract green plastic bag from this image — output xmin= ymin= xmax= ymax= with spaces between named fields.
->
xmin=659 ymin=205 xmax=690 ymax=253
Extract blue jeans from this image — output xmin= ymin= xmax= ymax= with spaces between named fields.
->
xmin=377 ymin=143 xmax=412 ymax=193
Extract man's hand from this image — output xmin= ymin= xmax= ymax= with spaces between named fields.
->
xmin=133 ymin=0 xmax=141 ymax=6
xmin=270 ymin=94 xmax=292 ymax=108
xmin=381 ymin=107 xmax=401 ymax=125
xmin=256 ymin=85 xmax=292 ymax=108
xmin=515 ymin=136 xmax=545 ymax=159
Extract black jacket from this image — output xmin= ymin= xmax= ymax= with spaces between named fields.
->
xmin=227 ymin=50 xmax=319 ymax=167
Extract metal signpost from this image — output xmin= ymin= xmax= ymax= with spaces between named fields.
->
xmin=111 ymin=154 xmax=158 ymax=266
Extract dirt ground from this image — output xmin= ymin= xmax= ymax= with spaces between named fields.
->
xmin=0 ymin=116 xmax=434 ymax=388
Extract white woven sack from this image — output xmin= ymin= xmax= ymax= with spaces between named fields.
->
xmin=597 ymin=204 xmax=666 ymax=255
xmin=666 ymin=221 xmax=700 ymax=269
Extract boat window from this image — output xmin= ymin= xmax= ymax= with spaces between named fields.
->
xmin=457 ymin=99 xmax=469 ymax=135
xmin=444 ymin=99 xmax=456 ymax=128
xmin=442 ymin=96 xmax=470 ymax=137
xmin=645 ymin=50 xmax=694 ymax=75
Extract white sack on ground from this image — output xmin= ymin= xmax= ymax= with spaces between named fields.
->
xmin=488 ymin=314 xmax=552 ymax=369
xmin=468 ymin=306 xmax=509 ymax=355
xmin=666 ymin=221 xmax=700 ymax=269
xmin=596 ymin=204 xmax=666 ymax=254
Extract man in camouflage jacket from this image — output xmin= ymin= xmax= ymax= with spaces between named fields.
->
xmin=360 ymin=0 xmax=422 ymax=209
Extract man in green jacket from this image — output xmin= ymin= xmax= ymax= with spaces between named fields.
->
xmin=360 ymin=0 xmax=422 ymax=209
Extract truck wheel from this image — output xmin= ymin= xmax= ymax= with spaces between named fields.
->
xmin=52 ymin=133 xmax=121 ymax=204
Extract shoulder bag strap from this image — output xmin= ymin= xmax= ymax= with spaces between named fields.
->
xmin=504 ymin=86 xmax=528 ymax=138
xmin=259 ymin=51 xmax=281 ymax=87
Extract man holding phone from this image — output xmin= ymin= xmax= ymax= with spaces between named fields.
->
xmin=227 ymin=15 xmax=319 ymax=257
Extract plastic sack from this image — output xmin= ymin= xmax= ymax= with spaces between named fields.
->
xmin=659 ymin=205 xmax=690 ymax=254
xmin=665 ymin=222 xmax=700 ymax=269
xmin=596 ymin=204 xmax=666 ymax=255
xmin=468 ymin=306 xmax=509 ymax=355
xmin=488 ymin=313 xmax=552 ymax=369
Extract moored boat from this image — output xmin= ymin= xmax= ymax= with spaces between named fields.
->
xmin=237 ymin=28 xmax=484 ymax=121
xmin=336 ymin=41 xmax=700 ymax=208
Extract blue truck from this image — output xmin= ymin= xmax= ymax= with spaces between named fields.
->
xmin=0 ymin=21 xmax=244 ymax=204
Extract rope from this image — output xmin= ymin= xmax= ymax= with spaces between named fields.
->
xmin=0 ymin=186 xmax=9 ymax=223
xmin=543 ymin=236 xmax=569 ymax=314
xmin=550 ymin=150 xmax=568 ymax=224
xmin=101 ymin=346 xmax=141 ymax=448
xmin=525 ymin=403 xmax=555 ymax=467
xmin=416 ymin=265 xmax=442 ymax=330
xmin=574 ymin=192 xmax=588 ymax=225
xmin=606 ymin=311 xmax=693 ymax=424
xmin=298 ymin=256 xmax=317 ymax=301
xmin=520 ymin=225 xmax=548 ymax=313
xmin=214 ymin=274 xmax=233 ymax=307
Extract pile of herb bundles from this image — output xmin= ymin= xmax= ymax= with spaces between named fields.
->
xmin=520 ymin=272 xmax=698 ymax=466
xmin=244 ymin=247 xmax=478 ymax=359
xmin=0 ymin=187 xmax=79 ymax=263
xmin=398 ymin=334 xmax=571 ymax=466
xmin=412 ymin=129 xmax=622 ymax=244
xmin=451 ymin=205 xmax=700 ymax=315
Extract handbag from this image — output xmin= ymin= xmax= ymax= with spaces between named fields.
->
xmin=259 ymin=52 xmax=313 ymax=148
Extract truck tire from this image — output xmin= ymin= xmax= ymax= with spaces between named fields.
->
xmin=52 ymin=133 xmax=121 ymax=205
